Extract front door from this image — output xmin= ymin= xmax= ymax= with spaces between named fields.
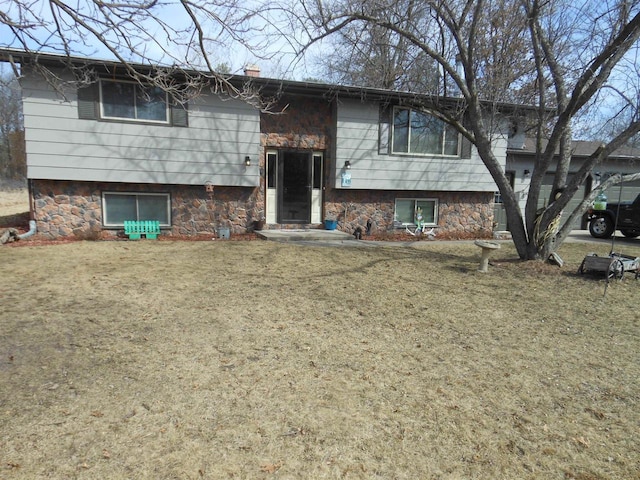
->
xmin=279 ymin=151 xmax=311 ymax=223
xmin=266 ymin=150 xmax=323 ymax=225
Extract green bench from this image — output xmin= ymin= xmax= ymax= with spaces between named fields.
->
xmin=124 ymin=220 xmax=161 ymax=240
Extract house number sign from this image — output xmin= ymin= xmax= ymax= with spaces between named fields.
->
xmin=341 ymin=171 xmax=352 ymax=187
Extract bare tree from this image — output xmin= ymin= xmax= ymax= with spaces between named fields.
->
xmin=316 ymin=8 xmax=439 ymax=92
xmin=0 ymin=0 xmax=278 ymax=106
xmin=0 ymin=71 xmax=25 ymax=181
xmin=286 ymin=0 xmax=640 ymax=260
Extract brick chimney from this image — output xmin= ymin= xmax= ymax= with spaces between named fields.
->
xmin=244 ymin=64 xmax=261 ymax=77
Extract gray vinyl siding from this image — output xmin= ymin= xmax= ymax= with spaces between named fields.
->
xmin=335 ymin=98 xmax=503 ymax=191
xmin=21 ymin=68 xmax=260 ymax=187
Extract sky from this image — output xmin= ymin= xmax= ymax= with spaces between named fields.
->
xmin=0 ymin=0 xmax=323 ymax=80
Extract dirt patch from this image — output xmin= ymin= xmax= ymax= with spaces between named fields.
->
xmin=1 ymin=239 xmax=639 ymax=479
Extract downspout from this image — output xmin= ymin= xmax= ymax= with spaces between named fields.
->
xmin=17 ymin=220 xmax=37 ymax=239
xmin=18 ymin=179 xmax=37 ymax=239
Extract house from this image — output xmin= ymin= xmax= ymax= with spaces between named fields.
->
xmin=1 ymin=49 xmax=514 ymax=240
xmin=494 ymin=136 xmax=640 ymax=231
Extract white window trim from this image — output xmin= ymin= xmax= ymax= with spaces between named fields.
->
xmin=99 ymin=79 xmax=170 ymax=125
xmin=394 ymin=198 xmax=439 ymax=226
xmin=312 ymin=151 xmax=324 ymax=190
xmin=391 ymin=106 xmax=460 ymax=157
xmin=102 ymin=192 xmax=171 ymax=227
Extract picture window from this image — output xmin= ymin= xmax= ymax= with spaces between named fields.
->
xmin=100 ymin=80 xmax=169 ymax=123
xmin=392 ymin=107 xmax=459 ymax=156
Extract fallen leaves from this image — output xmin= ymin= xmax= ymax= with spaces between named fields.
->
xmin=260 ymin=462 xmax=282 ymax=474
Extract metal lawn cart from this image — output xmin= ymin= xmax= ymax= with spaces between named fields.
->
xmin=578 ymin=252 xmax=640 ymax=280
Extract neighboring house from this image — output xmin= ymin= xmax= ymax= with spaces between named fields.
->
xmin=1 ymin=49 xmax=513 ymax=239
xmin=495 ymin=136 xmax=640 ymax=231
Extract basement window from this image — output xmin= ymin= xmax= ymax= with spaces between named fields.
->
xmin=394 ymin=198 xmax=438 ymax=226
xmin=102 ymin=192 xmax=171 ymax=227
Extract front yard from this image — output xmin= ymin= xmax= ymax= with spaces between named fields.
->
xmin=1 ymin=239 xmax=638 ymax=479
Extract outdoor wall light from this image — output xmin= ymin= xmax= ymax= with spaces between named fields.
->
xmin=344 ymin=160 xmax=351 ymax=170
xmin=244 ymin=156 xmax=251 ymax=167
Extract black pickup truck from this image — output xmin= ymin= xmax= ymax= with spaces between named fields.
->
xmin=588 ymin=193 xmax=640 ymax=239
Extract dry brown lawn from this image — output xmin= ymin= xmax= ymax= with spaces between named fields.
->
xmin=0 ymin=188 xmax=28 ymax=217
xmin=0 ymin=188 xmax=29 ymax=229
xmin=1 ymin=191 xmax=639 ymax=479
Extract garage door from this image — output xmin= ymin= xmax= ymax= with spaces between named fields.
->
xmin=538 ymin=173 xmax=589 ymax=229
xmin=492 ymin=171 xmax=515 ymax=231
xmin=605 ymin=179 xmax=640 ymax=203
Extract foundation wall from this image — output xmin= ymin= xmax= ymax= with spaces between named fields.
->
xmin=324 ymin=190 xmax=495 ymax=239
xmin=31 ymin=180 xmax=261 ymax=239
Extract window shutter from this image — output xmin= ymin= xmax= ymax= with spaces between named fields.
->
xmin=170 ymin=102 xmax=189 ymax=127
xmin=461 ymin=137 xmax=473 ymax=158
xmin=378 ymin=104 xmax=391 ymax=154
xmin=379 ymin=123 xmax=389 ymax=154
xmin=77 ymin=83 xmax=98 ymax=119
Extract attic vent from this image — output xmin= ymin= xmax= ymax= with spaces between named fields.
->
xmin=244 ymin=64 xmax=260 ymax=77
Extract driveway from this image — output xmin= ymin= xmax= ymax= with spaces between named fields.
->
xmin=566 ymin=229 xmax=639 ymax=247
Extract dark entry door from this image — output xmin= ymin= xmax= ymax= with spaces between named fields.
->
xmin=278 ymin=151 xmax=311 ymax=223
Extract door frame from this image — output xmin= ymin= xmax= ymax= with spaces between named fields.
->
xmin=265 ymin=149 xmax=324 ymax=225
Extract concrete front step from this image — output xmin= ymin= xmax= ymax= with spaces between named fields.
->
xmin=256 ymin=229 xmax=354 ymax=242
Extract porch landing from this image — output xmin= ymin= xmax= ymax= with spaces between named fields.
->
xmin=256 ymin=229 xmax=354 ymax=242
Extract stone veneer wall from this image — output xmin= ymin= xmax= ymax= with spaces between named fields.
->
xmin=31 ymin=179 xmax=261 ymax=239
xmin=260 ymin=96 xmax=332 ymax=158
xmin=259 ymin=94 xmax=333 ymax=230
xmin=323 ymin=189 xmax=495 ymax=239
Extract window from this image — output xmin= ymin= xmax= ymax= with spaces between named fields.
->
xmin=103 ymin=192 xmax=171 ymax=226
xmin=313 ymin=153 xmax=323 ymax=189
xmin=100 ymin=80 xmax=168 ymax=123
xmin=392 ymin=107 xmax=459 ymax=156
xmin=395 ymin=198 xmax=438 ymax=226
xmin=267 ymin=151 xmax=277 ymax=189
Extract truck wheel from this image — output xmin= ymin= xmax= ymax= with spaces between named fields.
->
xmin=589 ymin=217 xmax=614 ymax=238
xmin=620 ymin=230 xmax=640 ymax=238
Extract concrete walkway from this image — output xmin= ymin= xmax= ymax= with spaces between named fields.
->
xmin=255 ymin=228 xmax=639 ymax=248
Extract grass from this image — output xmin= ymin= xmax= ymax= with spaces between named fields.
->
xmin=0 ymin=188 xmax=29 ymax=230
xmin=0 ymin=238 xmax=639 ymax=479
